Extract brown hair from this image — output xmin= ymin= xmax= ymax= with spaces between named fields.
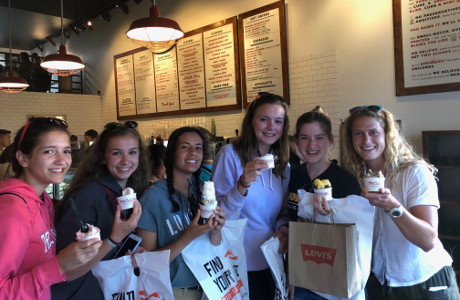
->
xmin=233 ymin=93 xmax=289 ymax=178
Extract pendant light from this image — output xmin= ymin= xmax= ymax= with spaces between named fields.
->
xmin=126 ymin=0 xmax=184 ymax=54
xmin=40 ymin=0 xmax=85 ymax=77
xmin=0 ymin=0 xmax=29 ymax=93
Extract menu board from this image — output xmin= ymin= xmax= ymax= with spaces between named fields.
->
xmin=115 ymin=55 xmax=136 ymax=116
xmin=114 ymin=3 xmax=290 ymax=119
xmin=238 ymin=1 xmax=289 ymax=106
xmin=177 ymin=33 xmax=207 ymax=110
xmin=204 ymin=23 xmax=239 ymax=107
xmin=394 ymin=0 xmax=460 ymax=95
xmin=114 ymin=17 xmax=241 ymax=119
xmin=154 ymin=50 xmax=180 ymax=113
xmin=133 ymin=50 xmax=156 ymax=114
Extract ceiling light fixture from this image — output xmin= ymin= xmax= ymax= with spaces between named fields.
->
xmin=0 ymin=0 xmax=29 ymax=93
xmin=40 ymin=0 xmax=85 ymax=77
xmin=119 ymin=1 xmax=129 ymax=15
xmin=100 ymin=11 xmax=111 ymax=22
xmin=126 ymin=0 xmax=184 ymax=54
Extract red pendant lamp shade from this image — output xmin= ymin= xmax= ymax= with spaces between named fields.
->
xmin=40 ymin=45 xmax=85 ymax=77
xmin=40 ymin=0 xmax=85 ymax=77
xmin=0 ymin=0 xmax=29 ymax=93
xmin=126 ymin=4 xmax=184 ymax=53
xmin=0 ymin=70 xmax=29 ymax=93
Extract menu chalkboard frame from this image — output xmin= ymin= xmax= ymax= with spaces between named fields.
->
xmin=393 ymin=0 xmax=460 ymax=96
xmin=114 ymin=17 xmax=241 ymax=120
xmin=238 ymin=0 xmax=289 ymax=107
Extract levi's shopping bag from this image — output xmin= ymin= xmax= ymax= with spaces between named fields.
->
xmin=288 ymin=220 xmax=361 ymax=298
xmin=182 ymin=219 xmax=249 ymax=300
xmin=92 ymin=250 xmax=174 ymax=300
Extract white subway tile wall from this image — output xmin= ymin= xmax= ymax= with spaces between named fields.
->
xmin=0 ymin=91 xmax=104 ymax=138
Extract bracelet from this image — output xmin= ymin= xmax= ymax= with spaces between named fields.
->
xmin=238 ymin=177 xmax=251 ymax=189
xmin=107 ymin=236 xmax=121 ymax=248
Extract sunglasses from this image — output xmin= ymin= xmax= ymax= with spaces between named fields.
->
xmin=104 ymin=121 xmax=138 ymax=131
xmin=18 ymin=117 xmax=68 ymax=148
xmin=256 ymin=92 xmax=286 ymax=103
xmin=349 ymin=105 xmax=382 ymax=114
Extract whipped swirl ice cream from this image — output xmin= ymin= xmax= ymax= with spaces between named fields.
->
xmin=76 ymin=224 xmax=101 ymax=241
xmin=200 ymin=181 xmax=217 ymax=219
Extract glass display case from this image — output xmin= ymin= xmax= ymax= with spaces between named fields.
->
xmin=422 ymin=130 xmax=460 ymax=285
xmin=46 ymin=168 xmax=76 ymax=200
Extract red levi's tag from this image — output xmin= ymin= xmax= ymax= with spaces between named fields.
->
xmin=300 ymin=244 xmax=337 ymax=266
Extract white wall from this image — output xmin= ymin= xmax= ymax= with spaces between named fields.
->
xmin=0 ymin=92 xmax=103 ymax=137
xmin=15 ymin=0 xmax=460 ymax=155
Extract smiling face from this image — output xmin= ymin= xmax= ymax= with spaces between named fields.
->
xmin=104 ymin=133 xmax=139 ymax=189
xmin=18 ymin=130 xmax=71 ymax=195
xmin=296 ymin=121 xmax=332 ymax=167
xmin=173 ymin=132 xmax=203 ymax=178
xmin=351 ymin=116 xmax=386 ymax=171
xmin=252 ymin=103 xmax=285 ymax=155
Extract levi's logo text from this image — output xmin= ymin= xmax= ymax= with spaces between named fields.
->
xmin=300 ymin=244 xmax=337 ymax=266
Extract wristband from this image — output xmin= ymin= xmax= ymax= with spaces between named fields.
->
xmin=107 ymin=236 xmax=121 ymax=248
xmin=238 ymin=177 xmax=250 ymax=189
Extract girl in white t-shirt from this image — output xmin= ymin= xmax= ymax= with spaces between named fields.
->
xmin=339 ymin=105 xmax=459 ymax=299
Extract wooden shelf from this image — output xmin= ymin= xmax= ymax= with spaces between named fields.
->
xmin=439 ymin=235 xmax=460 ymax=242
xmin=437 ymin=166 xmax=460 ymax=170
xmin=440 ymin=199 xmax=460 ymax=206
xmin=423 ymin=130 xmax=460 ymax=288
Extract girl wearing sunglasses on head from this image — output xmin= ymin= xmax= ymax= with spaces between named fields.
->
xmin=212 ymin=93 xmax=290 ymax=300
xmin=341 ymin=106 xmax=459 ymax=299
xmin=52 ymin=121 xmax=150 ymax=299
xmin=0 ymin=118 xmax=102 ymax=300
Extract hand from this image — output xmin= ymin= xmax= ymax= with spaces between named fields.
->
xmin=273 ymin=225 xmax=289 ymax=254
xmin=110 ymin=200 xmax=142 ymax=243
xmin=239 ymin=158 xmax=268 ymax=188
xmin=313 ymin=194 xmax=331 ymax=216
xmin=185 ymin=210 xmax=219 ymax=240
xmin=362 ymin=187 xmax=400 ymax=211
xmin=211 ymin=206 xmax=226 ymax=232
xmin=57 ymin=238 xmax=102 ymax=274
xmin=127 ymin=246 xmax=146 ymax=255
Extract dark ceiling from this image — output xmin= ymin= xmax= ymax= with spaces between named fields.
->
xmin=0 ymin=0 xmax=130 ymax=51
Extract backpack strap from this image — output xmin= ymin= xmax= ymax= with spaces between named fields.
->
xmin=0 ymin=192 xmax=27 ymax=204
xmin=98 ymin=183 xmax=118 ymax=212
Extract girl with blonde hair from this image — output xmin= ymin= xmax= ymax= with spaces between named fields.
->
xmin=341 ymin=105 xmax=459 ymax=299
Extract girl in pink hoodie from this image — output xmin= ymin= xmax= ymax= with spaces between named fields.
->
xmin=0 ymin=118 xmax=102 ymax=300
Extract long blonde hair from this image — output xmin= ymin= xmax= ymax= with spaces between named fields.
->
xmin=340 ymin=107 xmax=436 ymax=187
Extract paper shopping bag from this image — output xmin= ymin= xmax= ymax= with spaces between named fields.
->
xmin=288 ymin=221 xmax=361 ymax=298
xmin=92 ymin=250 xmax=173 ymax=300
xmin=182 ymin=219 xmax=250 ymax=300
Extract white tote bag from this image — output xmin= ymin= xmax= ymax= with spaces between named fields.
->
xmin=92 ymin=250 xmax=173 ymax=300
xmin=260 ymin=237 xmax=289 ymax=300
xmin=182 ymin=219 xmax=250 ymax=300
